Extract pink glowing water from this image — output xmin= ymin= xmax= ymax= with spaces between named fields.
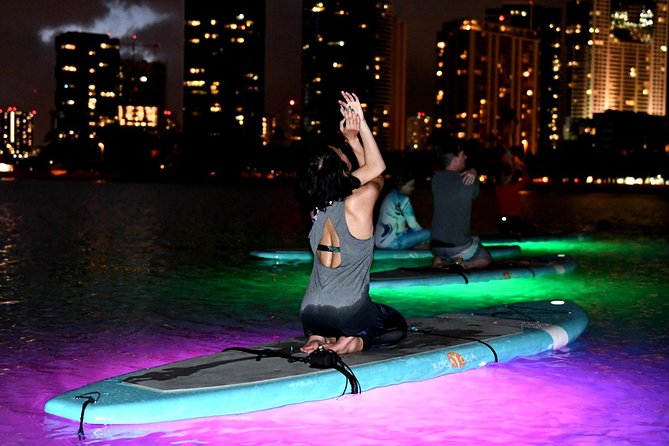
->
xmin=1 ymin=180 xmax=668 ymax=444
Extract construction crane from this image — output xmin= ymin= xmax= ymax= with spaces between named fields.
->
xmin=123 ymin=34 xmax=160 ymax=60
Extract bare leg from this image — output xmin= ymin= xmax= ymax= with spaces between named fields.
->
xmin=462 ymin=247 xmax=491 ymax=270
xmin=324 ymin=336 xmax=364 ymax=354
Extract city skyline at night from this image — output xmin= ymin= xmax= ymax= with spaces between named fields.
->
xmin=1 ymin=0 xmax=667 ymax=184
xmin=1 ymin=0 xmax=567 ymax=146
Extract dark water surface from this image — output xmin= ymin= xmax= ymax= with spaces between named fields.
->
xmin=1 ymin=179 xmax=667 ymax=445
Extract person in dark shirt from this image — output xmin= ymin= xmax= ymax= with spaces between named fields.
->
xmin=430 ymin=142 xmax=491 ymax=270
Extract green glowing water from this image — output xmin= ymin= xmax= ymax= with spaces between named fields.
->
xmin=169 ymin=236 xmax=667 ymax=351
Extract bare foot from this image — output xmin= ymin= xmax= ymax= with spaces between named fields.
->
xmin=301 ymin=335 xmax=336 ymax=354
xmin=432 ymin=256 xmax=464 ymax=271
xmin=461 ymin=257 xmax=490 ymax=270
xmin=324 ymin=336 xmax=364 ymax=354
xmin=301 ymin=335 xmax=325 ymax=354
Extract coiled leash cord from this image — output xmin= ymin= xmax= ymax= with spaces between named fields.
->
xmin=225 ymin=346 xmax=361 ymax=395
xmin=306 ymin=346 xmax=360 ymax=394
xmin=74 ymin=392 xmax=100 ymax=440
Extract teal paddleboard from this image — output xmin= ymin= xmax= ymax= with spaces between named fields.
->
xmin=45 ymin=300 xmax=587 ymax=425
xmin=370 ymin=254 xmax=577 ymax=289
xmin=480 ymin=231 xmax=592 ymax=245
xmin=251 ymin=244 xmax=521 ymax=262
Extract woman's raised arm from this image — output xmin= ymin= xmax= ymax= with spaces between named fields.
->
xmin=338 ymin=91 xmax=385 ymax=185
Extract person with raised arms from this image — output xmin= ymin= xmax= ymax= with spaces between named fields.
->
xmin=299 ymin=91 xmax=407 ymax=355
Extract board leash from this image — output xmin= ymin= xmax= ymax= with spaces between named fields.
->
xmin=74 ymin=392 xmax=100 ymax=439
xmin=409 ymin=328 xmax=499 ymax=363
xmin=224 ymin=346 xmax=360 ymax=395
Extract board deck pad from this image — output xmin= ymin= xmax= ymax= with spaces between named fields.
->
xmin=123 ymin=317 xmax=522 ymax=392
xmin=44 ymin=300 xmax=588 ymax=425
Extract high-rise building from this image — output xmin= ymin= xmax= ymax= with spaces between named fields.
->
xmin=406 ymin=112 xmax=433 ymax=151
xmin=54 ymin=32 xmax=121 ymax=142
xmin=1 ymin=107 xmax=36 ymax=162
xmin=486 ymin=2 xmax=566 ymax=151
xmin=390 ymin=16 xmax=408 ymax=151
xmin=183 ymin=0 xmax=265 ymax=173
xmin=52 ymin=31 xmax=172 ymax=175
xmin=435 ymin=20 xmax=541 ymax=155
xmin=301 ymin=0 xmax=397 ymax=150
xmin=118 ymin=59 xmax=167 ymax=131
xmin=565 ymin=0 xmax=668 ymax=121
xmin=286 ymin=99 xmax=303 ymax=143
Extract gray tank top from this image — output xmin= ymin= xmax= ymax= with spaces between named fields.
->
xmin=300 ymin=200 xmax=376 ymax=337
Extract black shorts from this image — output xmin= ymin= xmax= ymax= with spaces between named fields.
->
xmin=357 ymin=303 xmax=407 ymax=350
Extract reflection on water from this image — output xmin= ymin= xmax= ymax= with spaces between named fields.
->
xmin=1 ymin=180 xmax=668 ymax=445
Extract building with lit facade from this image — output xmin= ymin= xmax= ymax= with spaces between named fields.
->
xmin=390 ymin=16 xmax=407 ymax=151
xmin=565 ymin=0 xmax=668 ymax=122
xmin=406 ymin=112 xmax=433 ymax=151
xmin=1 ymin=107 xmax=36 ymax=163
xmin=118 ymin=59 xmax=167 ymax=131
xmin=183 ymin=0 xmax=265 ymax=172
xmin=54 ymin=32 xmax=121 ymax=143
xmin=486 ymin=2 xmax=566 ymax=151
xmin=302 ymin=0 xmax=400 ymax=150
xmin=286 ymin=99 xmax=303 ymax=143
xmin=435 ymin=20 xmax=540 ymax=155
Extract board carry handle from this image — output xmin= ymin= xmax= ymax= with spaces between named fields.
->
xmin=74 ymin=392 xmax=100 ymax=439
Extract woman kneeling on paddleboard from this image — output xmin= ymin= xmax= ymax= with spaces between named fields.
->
xmin=299 ymin=91 xmax=407 ymax=355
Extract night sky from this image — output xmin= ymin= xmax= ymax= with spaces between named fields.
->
xmin=0 ymin=0 xmax=565 ymax=143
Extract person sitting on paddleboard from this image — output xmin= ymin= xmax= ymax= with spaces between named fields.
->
xmin=374 ymin=172 xmax=431 ymax=250
xmin=494 ymin=144 xmax=536 ymax=236
xmin=299 ymin=91 xmax=407 ymax=355
xmin=430 ymin=139 xmax=491 ymax=271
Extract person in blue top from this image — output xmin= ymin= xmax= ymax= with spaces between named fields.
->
xmin=374 ymin=174 xmax=430 ymax=249
xmin=299 ymin=91 xmax=407 ymax=355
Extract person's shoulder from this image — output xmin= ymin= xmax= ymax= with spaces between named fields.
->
xmin=433 ymin=169 xmax=456 ymax=181
xmin=350 ymin=176 xmax=383 ymax=200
